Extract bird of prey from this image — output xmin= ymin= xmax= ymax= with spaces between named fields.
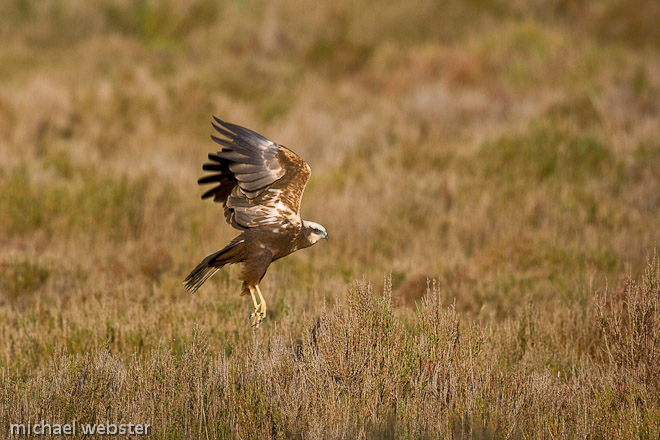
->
xmin=183 ymin=118 xmax=328 ymax=328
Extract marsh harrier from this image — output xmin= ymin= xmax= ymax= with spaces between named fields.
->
xmin=183 ymin=118 xmax=328 ymax=328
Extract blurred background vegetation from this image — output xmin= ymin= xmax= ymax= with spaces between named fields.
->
xmin=0 ymin=0 xmax=659 ymax=437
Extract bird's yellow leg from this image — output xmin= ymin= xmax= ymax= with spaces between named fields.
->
xmin=249 ymin=286 xmax=259 ymax=310
xmin=255 ymin=285 xmax=267 ymax=321
xmin=249 ymin=286 xmax=263 ymax=329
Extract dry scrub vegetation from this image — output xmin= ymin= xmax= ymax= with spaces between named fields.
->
xmin=1 ymin=0 xmax=660 ymax=438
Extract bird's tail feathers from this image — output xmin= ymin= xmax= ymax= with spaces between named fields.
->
xmin=183 ymin=240 xmax=244 ymax=293
xmin=183 ymin=265 xmax=220 ymax=294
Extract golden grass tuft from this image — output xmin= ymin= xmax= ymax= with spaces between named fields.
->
xmin=2 ymin=267 xmax=660 ymax=438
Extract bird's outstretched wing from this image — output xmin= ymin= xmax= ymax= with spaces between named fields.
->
xmin=198 ymin=117 xmax=311 ymax=230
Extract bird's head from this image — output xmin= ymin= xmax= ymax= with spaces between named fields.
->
xmin=302 ymin=220 xmax=328 ymax=245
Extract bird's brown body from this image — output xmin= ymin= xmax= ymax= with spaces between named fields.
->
xmin=183 ymin=118 xmax=327 ymax=327
xmin=213 ymin=225 xmax=314 ymax=297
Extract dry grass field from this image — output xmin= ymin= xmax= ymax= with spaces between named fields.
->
xmin=1 ymin=0 xmax=660 ymax=438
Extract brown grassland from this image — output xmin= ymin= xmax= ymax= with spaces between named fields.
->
xmin=1 ymin=0 xmax=660 ymax=438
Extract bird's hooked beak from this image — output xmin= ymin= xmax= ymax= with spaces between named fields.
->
xmin=323 ymin=232 xmax=329 ymax=241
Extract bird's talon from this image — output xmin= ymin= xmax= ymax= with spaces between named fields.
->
xmin=248 ymin=286 xmax=267 ymax=329
xmin=251 ymin=313 xmax=263 ymax=329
